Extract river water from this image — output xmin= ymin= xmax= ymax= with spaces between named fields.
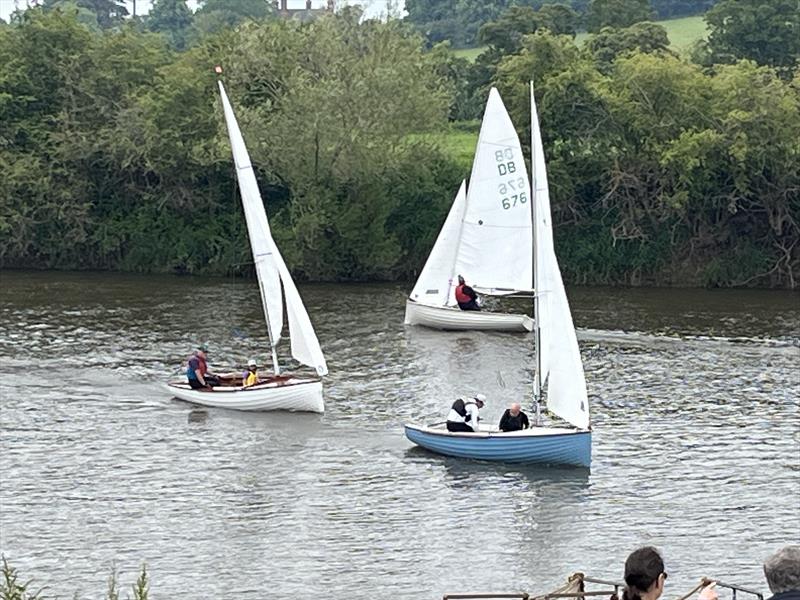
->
xmin=1 ymin=271 xmax=798 ymax=599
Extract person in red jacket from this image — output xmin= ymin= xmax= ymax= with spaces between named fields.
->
xmin=454 ymin=275 xmax=480 ymax=311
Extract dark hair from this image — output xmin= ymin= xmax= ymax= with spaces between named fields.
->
xmin=623 ymin=547 xmax=665 ymax=600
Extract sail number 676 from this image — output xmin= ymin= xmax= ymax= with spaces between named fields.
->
xmin=499 ymin=177 xmax=528 ymax=210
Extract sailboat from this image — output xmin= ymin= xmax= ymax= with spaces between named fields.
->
xmin=404 ymin=83 xmax=591 ymax=467
xmin=404 ymin=88 xmax=534 ymax=332
xmin=166 ymin=79 xmax=328 ymax=413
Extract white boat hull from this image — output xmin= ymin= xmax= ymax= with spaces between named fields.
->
xmin=404 ymin=299 xmax=533 ymax=332
xmin=165 ymin=376 xmax=324 ymax=412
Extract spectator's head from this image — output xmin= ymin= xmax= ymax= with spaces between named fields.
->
xmin=197 ymin=344 xmax=209 ymax=359
xmin=764 ymin=546 xmax=800 ymax=594
xmin=474 ymin=393 xmax=486 ymax=408
xmin=457 ymin=275 xmax=465 ymax=285
xmin=247 ymin=359 xmax=258 ymax=372
xmin=623 ymin=546 xmax=666 ymax=600
xmin=510 ymin=402 xmax=521 ymax=416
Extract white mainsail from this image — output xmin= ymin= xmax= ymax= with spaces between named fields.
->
xmin=453 ymin=87 xmax=533 ymax=296
xmin=218 ymin=81 xmax=327 ymax=377
xmin=530 ymin=84 xmax=589 ymax=430
xmin=408 ymin=180 xmax=467 ymax=307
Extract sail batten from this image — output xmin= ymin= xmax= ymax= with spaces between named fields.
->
xmin=218 ymin=81 xmax=327 ymax=376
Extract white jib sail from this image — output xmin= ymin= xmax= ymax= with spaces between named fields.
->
xmin=408 ymin=180 xmax=467 ymax=307
xmin=272 ymin=248 xmax=328 ymax=376
xmin=454 ymin=87 xmax=533 ymax=296
xmin=218 ymin=81 xmax=327 ymax=376
xmin=531 ymin=86 xmax=589 ymax=430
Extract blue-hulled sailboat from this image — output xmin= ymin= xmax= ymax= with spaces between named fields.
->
xmin=404 ymin=84 xmax=592 ymax=468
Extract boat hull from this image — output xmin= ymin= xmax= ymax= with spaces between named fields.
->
xmin=404 ymin=423 xmax=591 ymax=467
xmin=166 ymin=377 xmax=324 ymax=412
xmin=404 ymin=300 xmax=533 ymax=332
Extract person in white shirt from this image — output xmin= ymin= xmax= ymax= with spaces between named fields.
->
xmin=446 ymin=394 xmax=486 ymax=432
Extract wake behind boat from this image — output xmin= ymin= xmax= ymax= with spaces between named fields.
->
xmin=405 ymin=84 xmax=591 ymax=467
xmin=404 ymin=88 xmax=534 ymax=332
xmin=166 ymin=76 xmax=327 ymax=413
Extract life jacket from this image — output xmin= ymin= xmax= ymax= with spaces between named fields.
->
xmin=455 ymin=284 xmax=471 ymax=305
xmin=186 ymin=353 xmax=207 ymax=380
xmin=447 ymin=398 xmax=477 ymax=423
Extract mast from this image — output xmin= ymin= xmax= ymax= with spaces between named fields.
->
xmin=530 ymin=80 xmax=542 ymax=426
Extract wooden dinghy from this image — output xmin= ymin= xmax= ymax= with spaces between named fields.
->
xmin=166 ymin=374 xmax=323 ymax=413
xmin=166 ymin=76 xmax=327 ymax=413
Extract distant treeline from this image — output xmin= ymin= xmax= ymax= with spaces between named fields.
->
xmin=405 ymin=0 xmax=719 ymax=48
xmin=0 ymin=1 xmax=798 ymax=288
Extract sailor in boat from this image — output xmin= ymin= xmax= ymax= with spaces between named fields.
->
xmin=186 ymin=345 xmax=218 ymax=390
xmin=454 ymin=275 xmax=481 ymax=311
xmin=498 ymin=402 xmax=530 ymax=432
xmin=445 ymin=394 xmax=486 ymax=432
xmin=242 ymin=359 xmax=259 ymax=387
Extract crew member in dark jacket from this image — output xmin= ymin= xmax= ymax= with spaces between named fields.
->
xmin=499 ymin=402 xmax=530 ymax=432
xmin=764 ymin=546 xmax=800 ymax=600
xmin=454 ymin=275 xmax=480 ymax=311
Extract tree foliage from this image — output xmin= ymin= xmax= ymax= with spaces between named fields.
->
xmin=587 ymin=21 xmax=672 ymax=69
xmin=704 ymin=0 xmax=800 ymax=73
xmin=585 ymin=0 xmax=654 ymax=32
xmin=0 ymin=8 xmax=457 ymax=281
xmin=146 ymin=0 xmax=193 ymax=50
xmin=1 ymin=4 xmax=798 ymax=288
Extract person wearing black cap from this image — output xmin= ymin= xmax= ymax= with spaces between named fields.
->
xmin=454 ymin=275 xmax=481 ymax=311
xmin=446 ymin=394 xmax=486 ymax=432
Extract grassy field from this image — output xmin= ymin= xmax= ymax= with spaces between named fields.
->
xmin=451 ymin=15 xmax=708 ymax=61
xmin=408 ymin=121 xmax=480 ymax=170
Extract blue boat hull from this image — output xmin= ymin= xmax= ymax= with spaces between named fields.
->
xmin=404 ymin=424 xmax=591 ymax=468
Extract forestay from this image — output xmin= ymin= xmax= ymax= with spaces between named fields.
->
xmin=530 ymin=86 xmax=589 ymax=430
xmin=218 ymin=81 xmax=328 ymax=376
xmin=408 ymin=180 xmax=467 ymax=307
xmin=454 ymin=87 xmax=533 ymax=296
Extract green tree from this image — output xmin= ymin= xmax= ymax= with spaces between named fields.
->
xmin=587 ymin=21 xmax=672 ymax=69
xmin=705 ymin=0 xmax=800 ymax=72
xmin=41 ymin=0 xmax=128 ymax=28
xmin=479 ymin=4 xmax=578 ymax=54
xmin=586 ymin=0 xmax=653 ymax=32
xmin=147 ymin=0 xmax=193 ymax=50
xmin=192 ymin=0 xmax=274 ymax=39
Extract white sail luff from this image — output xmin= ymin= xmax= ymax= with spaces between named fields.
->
xmin=453 ymin=88 xmax=533 ymax=293
xmin=218 ymin=81 xmax=327 ymax=376
xmin=408 ymin=180 xmax=467 ymax=308
xmin=530 ymin=85 xmax=590 ymax=430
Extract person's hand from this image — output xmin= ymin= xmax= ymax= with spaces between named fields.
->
xmin=699 ymin=583 xmax=718 ymax=600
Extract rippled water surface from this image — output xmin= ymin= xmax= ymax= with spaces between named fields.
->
xmin=1 ymin=271 xmax=798 ymax=599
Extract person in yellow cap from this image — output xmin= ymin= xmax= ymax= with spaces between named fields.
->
xmin=243 ymin=359 xmax=259 ymax=387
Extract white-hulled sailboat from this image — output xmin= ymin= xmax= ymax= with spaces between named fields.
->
xmin=404 ymin=88 xmax=534 ymax=332
xmin=404 ymin=83 xmax=591 ymax=467
xmin=166 ymin=79 xmax=328 ymax=413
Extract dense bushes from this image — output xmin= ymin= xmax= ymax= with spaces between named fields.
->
xmin=1 ymin=4 xmax=798 ymax=287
